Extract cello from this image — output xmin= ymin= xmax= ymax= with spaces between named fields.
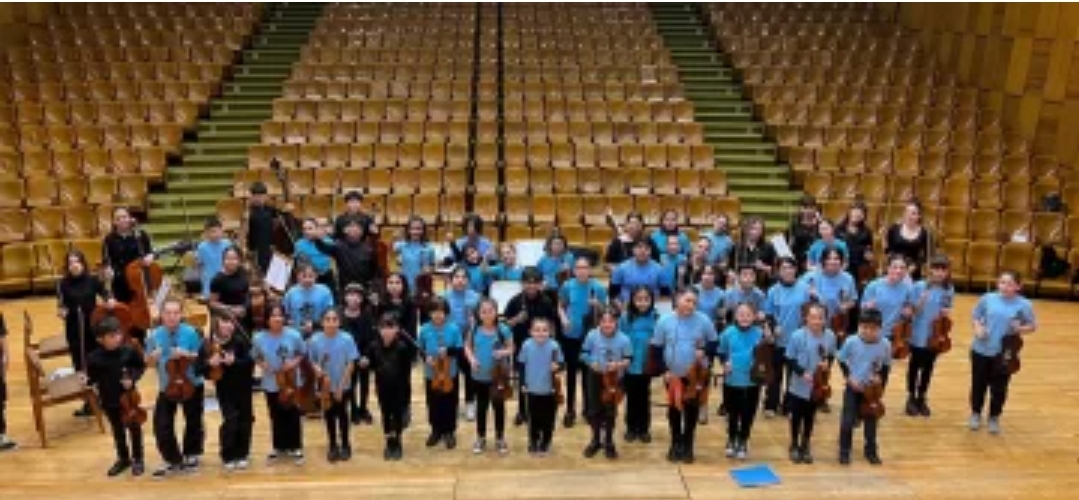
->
xmin=859 ymin=361 xmax=886 ymax=419
xmin=94 ymin=243 xmax=135 ymax=343
xmin=125 ymin=238 xmax=193 ymax=331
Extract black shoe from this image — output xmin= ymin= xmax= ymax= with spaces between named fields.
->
xmin=107 ymin=460 xmax=131 ymax=477
xmin=905 ymin=396 xmax=919 ymax=416
xmin=866 ymin=452 xmax=882 ymax=465
xmin=819 ymin=402 xmax=831 ymax=414
xmin=444 ymin=433 xmax=457 ymax=450
xmin=563 ymin=411 xmax=576 ymax=428
xmin=624 ymin=430 xmax=637 ymax=443
xmin=132 ymin=461 xmax=145 ymax=476
xmin=604 ymin=443 xmax=618 ymax=459
xmin=639 ymin=432 xmax=652 ymax=444
xmin=528 ymin=442 xmax=538 ymax=455
xmin=789 ymin=445 xmax=802 ymax=463
xmin=339 ymin=445 xmax=352 ymax=461
xmin=360 ymin=409 xmax=374 ymax=425
xmin=583 ymin=440 xmax=601 ymax=458
xmin=403 ymin=410 xmax=412 ymax=429
xmin=152 ymin=463 xmax=183 ymax=479
xmin=393 ymin=438 xmax=404 ymax=460
xmin=839 ymin=453 xmax=851 ymax=465
xmin=327 ymin=446 xmax=340 ymax=463
xmin=667 ymin=442 xmax=680 ymax=462
xmin=539 ymin=441 xmax=551 ymax=455
xmin=918 ymin=398 xmax=932 ymax=417
xmin=351 ymin=409 xmax=363 ymax=425
xmin=800 ymin=446 xmax=814 ymax=464
xmin=682 ymin=445 xmax=695 ymax=464
xmin=514 ymin=413 xmax=527 ymax=427
xmin=717 ymin=404 xmax=727 ymax=417
xmin=425 ymin=433 xmax=442 ymax=448
xmin=384 ymin=440 xmax=394 ymax=461
xmin=74 ymin=405 xmax=94 ymax=418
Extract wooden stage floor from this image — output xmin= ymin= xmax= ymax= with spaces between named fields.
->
xmin=0 ymin=295 xmax=1076 ymax=499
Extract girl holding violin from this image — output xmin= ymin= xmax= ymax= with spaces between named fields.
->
xmin=465 ymin=298 xmax=514 ymax=455
xmin=620 ymin=286 xmax=658 ymax=443
xmin=308 ymin=308 xmax=360 ymax=462
xmin=340 ymin=284 xmax=375 ymax=425
xmin=799 ymin=248 xmax=858 ymax=347
xmin=207 ymin=315 xmax=255 ymax=471
xmin=862 ymin=255 xmax=916 ymax=380
xmin=558 ymin=256 xmax=608 ymax=429
xmin=144 ymin=299 xmax=205 ymax=478
xmin=418 ymin=298 xmax=464 ymax=450
xmin=718 ymin=301 xmax=767 ymax=461
xmin=252 ymin=302 xmax=308 ymax=465
xmin=87 ymin=316 xmax=146 ymax=477
xmin=209 ymin=246 xmax=251 ymax=330
xmin=905 ymin=255 xmax=955 ymax=418
xmin=103 ymin=207 xmax=155 ymax=339
xmin=969 ymin=270 xmax=1037 ymax=435
xmin=784 ymin=303 xmax=837 ymax=464
xmin=537 ymin=232 xmax=575 ymax=295
xmin=444 ymin=267 xmax=481 ymax=421
xmin=762 ymin=257 xmax=812 ymax=417
xmin=58 ymin=249 xmax=114 ymax=416
xmin=580 ymin=306 xmax=632 ymax=460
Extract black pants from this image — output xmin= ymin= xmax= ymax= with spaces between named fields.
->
xmin=666 ymin=378 xmax=700 ymax=448
xmin=907 ymin=346 xmax=938 ymax=399
xmin=787 ymin=394 xmax=817 ymax=448
xmin=623 ymin=373 xmax=651 ymax=434
xmin=584 ymin=372 xmax=618 ymax=423
xmin=264 ymin=392 xmax=303 ymax=451
xmin=153 ymin=385 xmax=205 ymax=464
xmin=839 ymin=387 xmax=878 ymax=455
xmin=254 ymin=246 xmax=272 ymax=281
xmin=458 ymin=354 xmax=475 ymax=404
xmin=723 ymin=384 xmax=760 ymax=442
xmin=425 ymin=379 xmax=459 ymax=435
xmin=560 ymin=337 xmax=586 ymax=414
xmin=0 ymin=377 xmax=6 ymax=435
xmin=764 ymin=348 xmax=791 ymax=412
xmin=515 ymin=362 xmax=529 ymax=419
xmin=350 ymin=366 xmax=371 ymax=417
xmin=316 ymin=270 xmax=337 ymax=297
xmin=970 ymin=351 xmax=1012 ymax=418
xmin=377 ymin=382 xmax=406 ymax=437
xmin=218 ymin=385 xmax=254 ymax=462
xmin=324 ymin=391 xmax=352 ymax=448
xmin=474 ymin=381 xmax=506 ymax=439
xmin=527 ymin=393 xmax=556 ymax=447
xmin=105 ymin=406 xmax=144 ymax=462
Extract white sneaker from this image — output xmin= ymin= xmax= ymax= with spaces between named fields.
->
xmin=289 ymin=449 xmax=305 ymax=465
xmin=987 ymin=417 xmax=1001 ymax=435
xmin=764 ymin=410 xmax=776 ymax=419
xmin=224 ymin=461 xmax=236 ymax=472
xmin=0 ymin=435 xmax=18 ymax=451
xmin=267 ymin=450 xmax=282 ymax=461
xmin=496 ymin=439 xmax=509 ymax=456
xmin=183 ymin=455 xmax=200 ymax=469
xmin=472 ymin=438 xmax=486 ymax=454
xmin=736 ymin=442 xmax=748 ymax=460
xmin=724 ymin=441 xmax=736 ymax=458
xmin=968 ymin=414 xmax=982 ymax=431
xmin=466 ymin=402 xmax=476 ymax=422
xmin=235 ymin=458 xmax=250 ymax=470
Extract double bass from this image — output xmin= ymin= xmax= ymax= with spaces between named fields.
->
xmin=810 ymin=345 xmax=832 ymax=404
xmin=268 ymin=158 xmax=301 ymax=256
xmin=600 ymin=349 xmax=625 ymax=406
xmin=859 ymin=361 xmax=886 ymax=419
xmin=119 ymin=368 xmax=147 ymax=427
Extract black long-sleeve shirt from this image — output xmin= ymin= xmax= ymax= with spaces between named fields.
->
xmin=504 ymin=291 xmax=561 ymax=350
xmin=367 ymin=337 xmax=416 ymax=393
xmin=209 ymin=338 xmax=255 ymax=397
xmin=313 ymin=237 xmax=383 ymax=289
xmin=838 ymin=223 xmax=874 ymax=270
xmin=103 ymin=231 xmax=152 ymax=303
xmin=87 ymin=345 xmax=145 ymax=408
xmin=342 ymin=309 xmax=376 ymax=356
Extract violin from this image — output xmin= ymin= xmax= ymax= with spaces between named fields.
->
xmin=431 ymin=331 xmax=454 ymax=394
xmin=165 ymin=353 xmax=196 ymax=402
xmin=415 ymin=272 xmax=435 ymax=311
xmin=275 ymin=348 xmax=299 ymax=406
xmin=891 ymin=315 xmax=913 ymax=360
xmin=297 ymin=358 xmax=318 ymax=413
xmin=600 ymin=350 xmax=625 ymax=406
xmin=247 ymin=259 xmax=270 ymax=330
xmin=551 ymin=349 xmax=564 ymax=406
xmin=667 ymin=376 xmax=684 ymax=411
xmin=856 ymin=261 xmax=875 ymax=288
xmin=750 ymin=325 xmax=775 ymax=386
xmin=490 ymin=339 xmax=513 ymax=401
xmin=830 ymin=291 xmax=849 ymax=345
xmin=119 ymin=369 xmax=147 ymax=427
xmin=683 ymin=340 xmax=711 ymax=406
xmin=859 ymin=361 xmax=886 ymax=419
xmin=928 ymin=292 xmax=953 ymax=354
xmin=1001 ymin=312 xmax=1024 ymax=375
xmin=317 ymin=354 xmax=333 ymax=409
xmin=207 ymin=339 xmax=225 ymax=382
xmin=811 ymin=344 xmax=832 ymax=404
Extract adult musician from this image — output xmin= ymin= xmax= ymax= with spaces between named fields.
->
xmin=969 ymin=270 xmax=1036 ymax=435
xmin=730 ymin=216 xmax=776 ymax=288
xmin=245 ymin=181 xmax=287 ymax=275
xmin=885 ymin=199 xmax=930 ymax=280
xmin=505 ymin=268 xmax=561 ymax=427
xmin=558 ymin=256 xmax=608 ymax=428
xmin=788 ymin=196 xmax=820 ymax=267
xmin=603 ymin=211 xmax=661 ymax=273
xmin=144 ymin=299 xmax=205 ymax=478
xmin=59 ymin=249 xmax=114 ymax=416
xmin=837 ymin=202 xmax=874 ymax=284
xmin=649 ymin=289 xmax=718 ymax=464
xmin=208 ymin=246 xmax=251 ymax=331
xmin=103 ymin=207 xmax=154 ymax=311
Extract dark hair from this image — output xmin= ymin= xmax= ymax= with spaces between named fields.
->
xmin=626 ymin=286 xmax=656 ymax=320
xmin=474 ymin=297 xmax=499 ymax=326
xmin=1000 ymin=269 xmax=1022 ymax=285
xmin=624 ymin=211 xmax=644 ymax=224
xmin=858 ymin=307 xmax=883 ymax=326
xmin=660 ymin=209 xmax=680 ymax=228
xmin=406 ymin=216 xmax=428 ymax=243
xmin=929 ymin=254 xmax=950 ymax=269
xmin=838 ymin=201 xmax=868 ymax=230
xmin=221 ymin=245 xmax=243 ymax=264
xmin=294 ymin=261 xmax=316 ymax=277
xmin=64 ymin=249 xmax=89 ymax=278
xmin=776 ymin=256 xmax=798 ymax=270
xmin=265 ymin=300 xmax=286 ymax=327
xmin=378 ymin=311 xmax=400 ymax=329
xmin=598 ymin=306 xmax=620 ymax=323
xmin=803 ymin=302 xmax=827 ymax=320
xmin=249 ymin=181 xmax=268 ymax=195
xmin=383 ymin=272 xmax=412 ymax=300
xmin=427 ymin=296 xmax=449 ymax=315
xmin=204 ymin=216 xmax=222 ymax=230
xmin=544 ymin=231 xmax=569 ymax=254
xmin=522 ymin=266 xmax=542 ymax=283
xmin=344 ymin=283 xmax=365 ymax=297
xmin=800 ymin=194 xmax=818 ymax=208
xmin=886 ymin=253 xmax=909 ymax=268
xmin=95 ymin=316 xmax=121 ymax=338
xmin=344 ymin=190 xmax=364 ymax=203
xmin=462 ymin=213 xmax=484 ymax=235
xmin=321 ymin=307 xmax=340 ymax=322
xmin=451 ymin=266 xmax=469 ymax=281
xmin=821 ymin=247 xmax=846 ymax=265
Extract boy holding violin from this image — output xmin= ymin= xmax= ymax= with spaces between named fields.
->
xmin=144 ymin=299 xmax=205 ymax=478
xmin=87 ymin=316 xmax=146 ymax=476
xmin=837 ymin=308 xmax=891 ymax=466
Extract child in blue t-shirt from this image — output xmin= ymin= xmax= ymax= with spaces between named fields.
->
xmin=517 ymin=318 xmax=565 ymax=456
xmin=465 ymin=298 xmax=514 ymax=455
xmin=308 ymin=308 xmax=359 ymax=462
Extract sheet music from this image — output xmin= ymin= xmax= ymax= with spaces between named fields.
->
xmin=770 ymin=233 xmax=794 ymax=260
xmin=266 ymin=253 xmax=293 ymax=293
xmin=490 ymin=281 xmax=523 ymax=316
xmin=516 ymin=240 xmax=546 ymax=267
xmin=431 ymin=243 xmax=456 ymax=274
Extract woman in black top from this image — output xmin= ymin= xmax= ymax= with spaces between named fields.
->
xmin=209 ymin=246 xmax=251 ymax=331
xmin=837 ymin=202 xmax=875 ymax=286
xmin=341 ymin=284 xmax=376 ymax=425
xmin=730 ymin=216 xmax=776 ymax=288
xmin=603 ymin=211 xmax=661 ymax=272
xmin=788 ymin=196 xmax=820 ymax=268
xmin=58 ymin=250 xmax=111 ymax=385
xmin=885 ymin=200 xmax=931 ymax=280
xmin=102 ymin=207 xmax=154 ymax=305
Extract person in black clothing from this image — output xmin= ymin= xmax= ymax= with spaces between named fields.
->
xmin=209 ymin=246 xmax=251 ymax=331
xmin=838 ymin=202 xmax=875 ymax=284
xmin=333 ymin=190 xmax=373 ymax=241
xmin=87 ymin=316 xmax=147 ymax=477
xmin=102 ymin=207 xmax=155 ymax=306
xmin=206 ymin=315 xmax=255 ymax=471
xmin=58 ymin=250 xmax=113 ymax=416
xmin=245 ymin=181 xmax=295 ymax=275
xmin=364 ymin=312 xmax=417 ymax=461
xmin=788 ymin=196 xmax=821 ymax=269
xmin=604 ymin=211 xmax=661 ymax=273
xmin=373 ymin=273 xmax=420 ymax=427
xmin=341 ymin=284 xmax=375 ymax=425
xmin=730 ymin=216 xmax=777 ymax=288
xmin=885 ymin=199 xmax=931 ymax=281
xmin=504 ymin=268 xmax=562 ymax=427
xmin=0 ymin=314 xmax=17 ymax=451
xmin=315 ymin=217 xmax=384 ymax=293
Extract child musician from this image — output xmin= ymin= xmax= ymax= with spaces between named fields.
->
xmin=784 ymin=303 xmax=837 ymax=464
xmin=443 ymin=267 xmax=481 ymax=421
xmin=0 ymin=314 xmax=13 ymax=451
xmin=207 ymin=316 xmax=254 ymax=471
xmin=517 ymin=318 xmax=565 ymax=456
xmin=717 ymin=265 xmax=765 ymax=419
xmin=763 ymin=257 xmax=811 ymax=417
xmin=144 ymin=299 xmax=205 ymax=478
xmin=294 ymin=217 xmax=336 ymax=292
xmin=659 ymin=234 xmax=687 ymax=297
xmin=340 ymin=284 xmax=375 ymax=424
xmin=283 ymin=262 xmax=336 ymax=338
xmin=394 ymin=216 xmax=436 ymax=293
xmin=558 ymin=256 xmax=608 ymax=428
xmin=718 ymin=302 xmax=766 ymax=461
xmin=364 ymin=313 xmax=417 ymax=461
xmin=805 ymin=219 xmax=849 ymax=271
xmin=609 ymin=239 xmax=665 ymax=309
xmin=485 ymin=243 xmax=525 ymax=282
xmin=862 ymin=255 xmax=915 ymax=386
xmin=375 ymin=273 xmax=419 ymax=426
xmin=537 ymin=232 xmax=575 ymax=297
xmin=838 ymin=308 xmax=891 ymax=465
xmin=59 ymin=249 xmax=112 ymax=417
xmin=706 ymin=214 xmax=734 ymax=268
xmin=195 ymin=216 xmax=233 ymax=300
xmin=506 ymin=268 xmax=561 ymax=427
xmin=969 ymin=270 xmax=1036 ymax=434
xmin=581 ymin=307 xmax=632 ymax=460
xmin=252 ymin=303 xmax=307 ymax=465
xmin=621 ymin=286 xmax=658 ymax=443
xmin=419 ymin=298 xmax=463 ymax=450
xmin=466 ymin=298 xmax=514 ymax=455
xmin=693 ymin=264 xmax=724 ymax=425
xmin=309 ymin=308 xmax=359 ymax=462
xmin=245 ymin=181 xmax=291 ymax=273
xmin=87 ymin=316 xmax=146 ymax=476
xmin=651 ymin=209 xmax=691 ymax=256
xmin=650 ymin=290 xmax=718 ymax=464
xmin=906 ymin=256 xmax=954 ymax=417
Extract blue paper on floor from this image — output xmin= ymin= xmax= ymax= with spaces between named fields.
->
xmin=729 ymin=464 xmax=780 ymax=488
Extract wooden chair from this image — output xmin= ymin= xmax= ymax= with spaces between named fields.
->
xmin=22 ymin=311 xmax=105 ymax=447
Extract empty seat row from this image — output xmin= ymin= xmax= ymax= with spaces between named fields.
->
xmin=7 ymin=101 xmax=199 ymax=128
xmin=500 ymin=121 xmax=703 ymax=145
xmin=0 ymin=175 xmax=151 ymax=210
xmin=0 ymin=123 xmax=183 ymax=154
xmin=4 ymin=45 xmax=235 ymax=65
xmin=0 ymin=147 xmax=166 ymax=178
xmin=789 ymin=148 xmax=1057 ymax=180
xmin=2 ymin=62 xmax=225 ymax=84
xmin=761 ymin=102 xmax=1001 ymax=130
xmin=0 ymin=81 xmax=214 ymax=104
